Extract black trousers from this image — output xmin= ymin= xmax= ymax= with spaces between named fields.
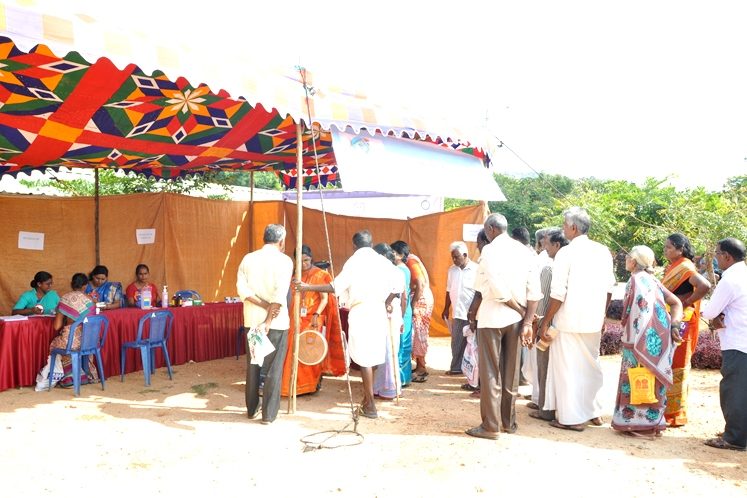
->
xmin=449 ymin=318 xmax=469 ymax=373
xmin=246 ymin=328 xmax=288 ymax=423
xmin=720 ymin=349 xmax=747 ymax=448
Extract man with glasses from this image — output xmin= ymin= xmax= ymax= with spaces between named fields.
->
xmin=701 ymin=238 xmax=747 ymax=452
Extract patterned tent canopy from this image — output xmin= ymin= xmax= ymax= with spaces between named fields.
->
xmin=0 ymin=1 xmax=486 ymax=190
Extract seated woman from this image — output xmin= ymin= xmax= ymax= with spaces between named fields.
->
xmin=125 ymin=264 xmax=160 ymax=307
xmin=36 ymin=273 xmax=99 ymax=389
xmin=611 ymin=246 xmax=683 ymax=438
xmin=281 ymin=245 xmax=345 ymax=396
xmin=85 ymin=265 xmax=122 ymax=310
xmin=13 ymin=271 xmax=60 ymax=316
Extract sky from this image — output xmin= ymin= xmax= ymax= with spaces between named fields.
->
xmin=28 ymin=1 xmax=747 ymax=190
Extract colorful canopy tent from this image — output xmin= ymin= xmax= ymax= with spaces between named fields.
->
xmin=0 ymin=0 xmax=488 ymax=188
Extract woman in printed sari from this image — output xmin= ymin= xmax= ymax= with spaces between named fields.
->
xmin=372 ymin=243 xmax=407 ymax=399
xmin=281 ymin=245 xmax=345 ymax=396
xmin=661 ymin=233 xmax=711 ymax=426
xmin=43 ymin=273 xmax=98 ymax=388
xmin=391 ymin=240 xmax=434 ymax=383
xmin=612 ymin=246 xmax=683 ymax=437
xmin=85 ymin=265 xmax=122 ymax=310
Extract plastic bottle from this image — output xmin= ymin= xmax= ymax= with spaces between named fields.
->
xmin=141 ymin=286 xmax=152 ymax=309
xmin=162 ymin=285 xmax=169 ymax=308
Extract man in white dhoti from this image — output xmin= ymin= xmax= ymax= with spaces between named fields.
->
xmin=538 ymin=207 xmax=615 ymax=431
xmin=296 ymin=230 xmax=399 ymax=419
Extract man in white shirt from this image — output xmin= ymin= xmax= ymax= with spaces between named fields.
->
xmin=701 ymin=237 xmax=747 ymax=452
xmin=538 ymin=207 xmax=615 ymax=431
xmin=297 ymin=230 xmax=399 ymax=419
xmin=441 ymin=241 xmax=478 ymax=375
xmin=466 ymin=213 xmax=542 ymax=440
xmin=236 ymin=224 xmax=294 ymax=424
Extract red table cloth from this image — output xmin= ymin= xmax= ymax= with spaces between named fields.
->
xmin=0 ymin=302 xmax=243 ymax=392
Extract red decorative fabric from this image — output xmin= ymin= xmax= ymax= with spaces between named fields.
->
xmin=0 ymin=317 xmax=56 ymax=392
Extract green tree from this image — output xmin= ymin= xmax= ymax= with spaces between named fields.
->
xmin=19 ymin=168 xmax=282 ymax=196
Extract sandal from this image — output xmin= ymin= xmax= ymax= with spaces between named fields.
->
xmin=411 ymin=373 xmax=428 ymax=383
xmin=461 ymin=383 xmax=478 ymax=391
xmin=704 ymin=437 xmax=746 ymax=452
xmin=550 ymin=420 xmax=585 ymax=432
xmin=355 ymin=404 xmax=379 ymax=419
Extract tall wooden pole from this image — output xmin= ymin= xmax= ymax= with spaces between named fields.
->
xmin=249 ymin=171 xmax=255 ymax=251
xmin=288 ymin=123 xmax=304 ymax=413
xmin=94 ymin=168 xmax=100 ymax=265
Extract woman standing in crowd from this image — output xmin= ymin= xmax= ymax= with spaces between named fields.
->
xmin=661 ymin=233 xmax=711 ymax=427
xmin=392 ymin=244 xmax=413 ymax=386
xmin=611 ymin=246 xmax=683 ymax=437
xmin=391 ymin=241 xmax=433 ymax=383
xmin=13 ymin=271 xmax=59 ymax=316
xmin=372 ymin=243 xmax=407 ymax=399
xmin=281 ymin=245 xmax=345 ymax=396
xmin=85 ymin=265 xmax=122 ymax=310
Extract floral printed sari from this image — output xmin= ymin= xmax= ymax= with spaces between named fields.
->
xmin=611 ymin=271 xmax=674 ymax=434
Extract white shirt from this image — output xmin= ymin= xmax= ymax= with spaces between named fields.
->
xmin=474 ymin=233 xmax=543 ymax=328
xmin=446 ymin=260 xmax=478 ymax=320
xmin=333 ymin=247 xmax=399 ymax=309
xmin=701 ymin=261 xmax=747 ymax=354
xmin=236 ymin=244 xmax=293 ymax=330
xmin=550 ymin=234 xmax=615 ymax=333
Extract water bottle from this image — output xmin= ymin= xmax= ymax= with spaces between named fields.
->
xmin=162 ymin=285 xmax=169 ymax=308
xmin=141 ymin=286 xmax=152 ymax=309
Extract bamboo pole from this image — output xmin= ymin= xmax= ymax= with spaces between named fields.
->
xmin=94 ymin=168 xmax=100 ymax=265
xmin=288 ymin=123 xmax=304 ymax=413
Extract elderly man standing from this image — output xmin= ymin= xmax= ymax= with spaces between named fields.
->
xmin=466 ymin=213 xmax=542 ymax=439
xmin=297 ymin=229 xmax=399 ymax=419
xmin=236 ymin=224 xmax=294 ymax=425
xmin=538 ymin=207 xmax=615 ymax=431
xmin=441 ymin=241 xmax=478 ymax=376
xmin=701 ymin=237 xmax=747 ymax=452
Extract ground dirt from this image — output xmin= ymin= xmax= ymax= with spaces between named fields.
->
xmin=0 ymin=336 xmax=744 ymax=497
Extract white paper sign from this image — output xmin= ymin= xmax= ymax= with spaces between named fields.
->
xmin=18 ymin=231 xmax=44 ymax=250
xmin=136 ymin=228 xmax=156 ymax=245
xmin=462 ymin=224 xmax=483 ymax=242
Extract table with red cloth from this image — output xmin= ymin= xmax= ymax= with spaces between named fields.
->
xmin=0 ymin=302 xmax=243 ymax=392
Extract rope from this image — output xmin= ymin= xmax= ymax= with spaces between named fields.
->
xmin=295 ymin=65 xmax=364 ymax=451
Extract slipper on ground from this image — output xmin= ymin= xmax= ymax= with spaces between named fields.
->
xmin=549 ymin=420 xmax=585 ymax=432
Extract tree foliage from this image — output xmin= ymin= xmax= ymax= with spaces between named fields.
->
xmin=446 ymin=172 xmax=747 ymax=268
xmin=19 ymin=169 xmax=282 ymax=197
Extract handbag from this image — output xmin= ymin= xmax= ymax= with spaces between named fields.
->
xmin=628 ymin=365 xmax=657 ymax=404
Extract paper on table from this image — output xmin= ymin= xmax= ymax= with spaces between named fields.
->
xmin=1 ymin=315 xmax=28 ymax=321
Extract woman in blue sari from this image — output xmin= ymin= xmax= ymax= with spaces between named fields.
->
xmin=393 ymin=245 xmax=413 ymax=387
xmin=85 ymin=265 xmax=122 ymax=310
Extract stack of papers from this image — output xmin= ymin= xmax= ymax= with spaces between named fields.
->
xmin=1 ymin=315 xmax=28 ymax=322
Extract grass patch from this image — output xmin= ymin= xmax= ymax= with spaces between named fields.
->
xmin=191 ymin=382 xmax=218 ymax=397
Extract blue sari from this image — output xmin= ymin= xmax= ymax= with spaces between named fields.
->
xmin=397 ymin=264 xmax=413 ymax=386
xmin=84 ymin=280 xmax=122 ymax=306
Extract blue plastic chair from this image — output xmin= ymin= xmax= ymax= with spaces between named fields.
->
xmin=49 ymin=314 xmax=109 ymax=396
xmin=121 ymin=310 xmax=174 ymax=386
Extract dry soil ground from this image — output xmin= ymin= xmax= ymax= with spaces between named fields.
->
xmin=0 ymin=336 xmax=744 ymax=497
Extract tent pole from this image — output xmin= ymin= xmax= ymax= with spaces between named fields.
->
xmin=288 ymin=123 xmax=304 ymax=413
xmin=249 ymin=171 xmax=255 ymax=252
xmin=94 ymin=168 xmax=100 ymax=265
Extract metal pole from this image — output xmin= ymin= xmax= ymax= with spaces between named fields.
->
xmin=94 ymin=168 xmax=100 ymax=265
xmin=288 ymin=123 xmax=304 ymax=413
